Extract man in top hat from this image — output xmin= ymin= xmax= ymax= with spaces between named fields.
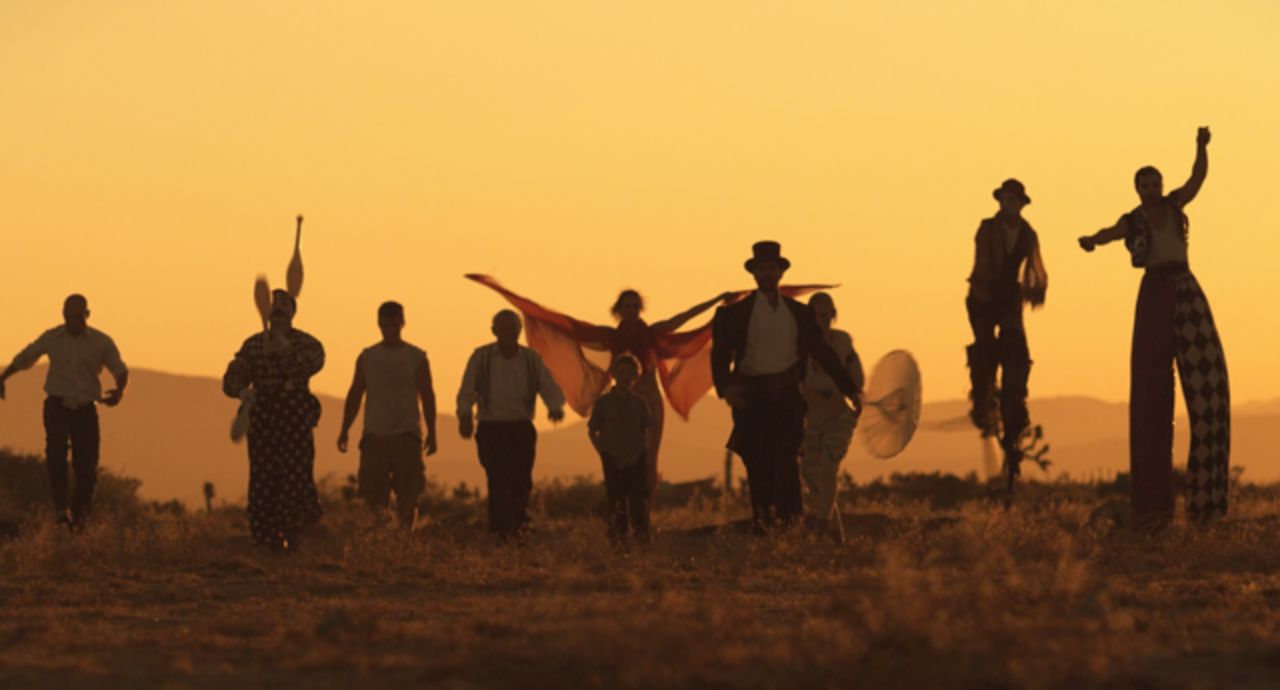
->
xmin=711 ymin=241 xmax=861 ymax=532
xmin=966 ymin=179 xmax=1048 ymax=481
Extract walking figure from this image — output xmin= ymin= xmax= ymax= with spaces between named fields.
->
xmin=1 ymin=294 xmax=128 ymax=530
xmin=711 ymin=242 xmax=861 ymax=532
xmin=337 ymin=301 xmax=438 ymax=528
xmin=588 ymin=354 xmax=653 ymax=544
xmin=456 ymin=310 xmax=566 ymax=539
xmin=222 ymin=289 xmax=325 ymax=550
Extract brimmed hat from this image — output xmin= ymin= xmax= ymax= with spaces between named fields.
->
xmin=993 ymin=178 xmax=1031 ymax=204
xmin=744 ymin=241 xmax=791 ymax=272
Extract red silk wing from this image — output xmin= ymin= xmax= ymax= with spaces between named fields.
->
xmin=466 ymin=274 xmax=614 ymax=416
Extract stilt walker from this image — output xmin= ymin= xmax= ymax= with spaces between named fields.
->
xmin=1079 ymin=127 xmax=1230 ymax=530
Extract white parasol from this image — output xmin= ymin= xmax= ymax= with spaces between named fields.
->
xmin=858 ymin=350 xmax=922 ymax=459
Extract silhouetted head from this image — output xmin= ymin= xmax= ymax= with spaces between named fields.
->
xmin=491 ymin=310 xmax=523 ymax=349
xmin=745 ymin=241 xmax=789 ymax=292
xmin=62 ymin=294 xmax=89 ymax=335
xmin=611 ymin=290 xmax=645 ymax=322
xmin=269 ymin=289 xmax=296 ymax=330
xmin=378 ymin=301 xmax=405 ymax=341
xmin=611 ymin=353 xmax=641 ymax=391
xmin=993 ymin=178 xmax=1030 ymax=215
xmin=1134 ymin=166 xmax=1164 ymax=205
xmin=808 ymin=292 xmax=836 ymax=331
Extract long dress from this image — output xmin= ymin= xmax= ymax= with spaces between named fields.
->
xmin=222 ymin=329 xmax=326 ymax=546
xmin=466 ymin=274 xmax=832 ymax=502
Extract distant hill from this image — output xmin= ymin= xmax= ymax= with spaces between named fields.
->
xmin=1 ymin=367 xmax=1276 ymax=505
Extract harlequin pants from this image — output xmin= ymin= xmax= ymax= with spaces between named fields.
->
xmin=1130 ymin=265 xmax=1230 ymax=529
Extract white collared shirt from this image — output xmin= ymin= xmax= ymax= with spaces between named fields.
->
xmin=456 ymin=344 xmax=566 ymax=422
xmin=740 ymin=293 xmax=799 ymax=376
xmin=10 ymin=325 xmax=127 ymax=406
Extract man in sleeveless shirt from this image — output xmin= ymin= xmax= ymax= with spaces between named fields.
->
xmin=966 ymin=179 xmax=1048 ymax=484
xmin=456 ymin=310 xmax=566 ymax=538
xmin=338 ymin=301 xmax=438 ymax=528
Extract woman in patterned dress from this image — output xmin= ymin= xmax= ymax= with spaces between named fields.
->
xmin=223 ymin=290 xmax=326 ymax=550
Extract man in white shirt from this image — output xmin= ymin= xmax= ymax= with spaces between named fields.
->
xmin=337 ymin=301 xmax=438 ymax=528
xmin=0 ymin=294 xmax=128 ymax=529
xmin=711 ymin=243 xmax=860 ymax=532
xmin=457 ymin=310 xmax=566 ymax=538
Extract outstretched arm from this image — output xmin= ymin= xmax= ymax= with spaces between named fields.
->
xmin=651 ymin=292 xmax=733 ymax=333
xmin=1170 ymin=126 xmax=1210 ymax=207
xmin=1079 ymin=218 xmax=1129 ymax=252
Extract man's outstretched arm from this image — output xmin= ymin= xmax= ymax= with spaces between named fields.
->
xmin=1171 ymin=126 xmax=1211 ymax=207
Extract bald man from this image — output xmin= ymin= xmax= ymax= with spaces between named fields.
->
xmin=456 ymin=310 xmax=566 ymax=538
xmin=1 ymin=294 xmax=128 ymax=530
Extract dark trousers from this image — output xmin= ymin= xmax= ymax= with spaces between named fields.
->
xmin=729 ymin=382 xmax=807 ymax=530
xmin=966 ymin=296 xmax=1030 ymax=454
xmin=476 ymin=420 xmax=537 ymax=537
xmin=1130 ymin=269 xmax=1231 ymax=530
xmin=43 ymin=397 xmax=100 ymax=520
xmin=601 ymin=454 xmax=650 ymax=540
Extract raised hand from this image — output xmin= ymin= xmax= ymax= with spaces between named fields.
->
xmin=1197 ymin=126 xmax=1211 ymax=147
xmin=1078 ymin=236 xmax=1097 ymax=252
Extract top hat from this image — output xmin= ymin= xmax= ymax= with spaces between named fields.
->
xmin=744 ymin=241 xmax=791 ymax=272
xmin=993 ymin=178 xmax=1031 ymax=204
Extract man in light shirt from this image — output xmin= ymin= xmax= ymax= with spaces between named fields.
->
xmin=457 ymin=309 xmax=566 ymax=538
xmin=711 ymin=242 xmax=860 ymax=533
xmin=337 ymin=301 xmax=438 ymax=528
xmin=0 ymin=294 xmax=128 ymax=529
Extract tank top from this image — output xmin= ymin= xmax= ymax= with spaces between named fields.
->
xmin=361 ymin=342 xmax=427 ymax=437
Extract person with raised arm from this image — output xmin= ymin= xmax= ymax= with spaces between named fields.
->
xmin=222 ymin=289 xmax=325 ymax=551
xmin=0 ymin=294 xmax=128 ymax=531
xmin=1078 ymin=127 xmax=1229 ymax=530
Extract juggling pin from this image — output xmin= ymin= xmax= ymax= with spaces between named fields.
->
xmin=286 ymin=214 xmax=304 ymax=298
xmin=253 ymin=275 xmax=271 ymax=331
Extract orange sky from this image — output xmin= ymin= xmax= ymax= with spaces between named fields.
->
xmin=2 ymin=1 xmax=1277 ymax=414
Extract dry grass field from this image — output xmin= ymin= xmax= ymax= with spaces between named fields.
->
xmin=2 ymin=450 xmax=1279 ymax=690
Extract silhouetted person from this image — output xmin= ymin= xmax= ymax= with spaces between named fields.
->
xmin=711 ymin=242 xmax=860 ymax=532
xmin=222 ymin=289 xmax=325 ymax=551
xmin=800 ymin=292 xmax=864 ymax=535
xmin=337 ymin=301 xmax=438 ymax=528
xmin=0 ymin=294 xmax=128 ymax=530
xmin=456 ymin=310 xmax=566 ymax=538
xmin=588 ymin=354 xmax=652 ymax=544
xmin=966 ymin=179 xmax=1048 ymax=483
xmin=1079 ymin=127 xmax=1229 ymax=530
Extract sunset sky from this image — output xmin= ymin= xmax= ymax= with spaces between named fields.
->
xmin=2 ymin=1 xmax=1277 ymax=413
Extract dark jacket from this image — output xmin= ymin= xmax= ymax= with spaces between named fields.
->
xmin=710 ymin=293 xmax=858 ymax=401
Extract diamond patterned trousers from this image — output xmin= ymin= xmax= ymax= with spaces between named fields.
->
xmin=1130 ymin=268 xmax=1230 ymax=529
